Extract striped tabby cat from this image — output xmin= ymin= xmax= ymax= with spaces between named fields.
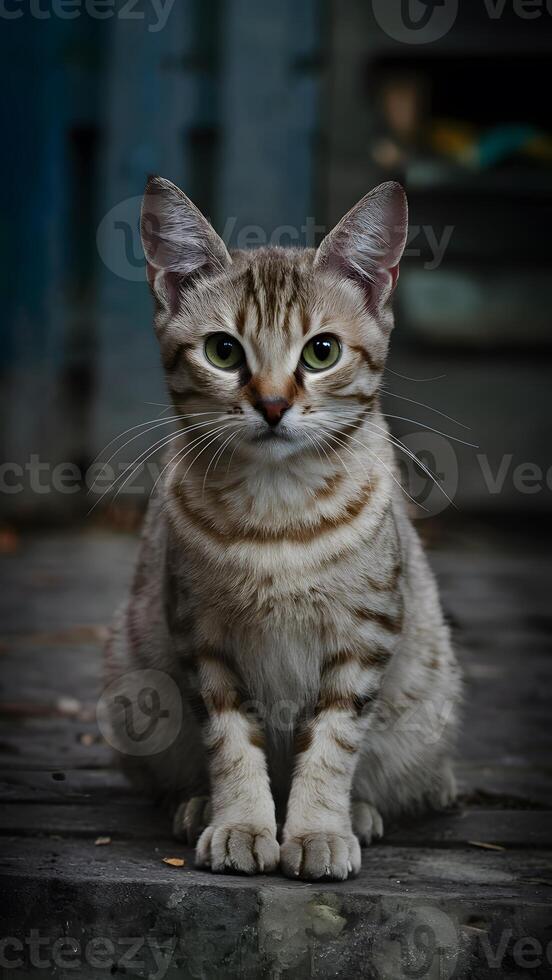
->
xmin=106 ymin=176 xmax=461 ymax=880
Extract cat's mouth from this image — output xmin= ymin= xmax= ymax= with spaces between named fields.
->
xmin=254 ymin=428 xmax=291 ymax=442
xmin=253 ymin=427 xmax=293 ymax=443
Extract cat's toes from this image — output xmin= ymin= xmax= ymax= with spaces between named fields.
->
xmin=351 ymin=801 xmax=384 ymax=846
xmin=195 ymin=824 xmax=279 ymax=875
xmin=280 ymin=831 xmax=361 ymax=881
xmin=173 ymin=796 xmax=211 ymax=845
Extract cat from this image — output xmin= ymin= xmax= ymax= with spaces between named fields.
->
xmin=104 ymin=175 xmax=461 ymax=881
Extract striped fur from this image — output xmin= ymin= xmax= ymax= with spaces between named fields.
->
xmin=106 ymin=178 xmax=461 ymax=881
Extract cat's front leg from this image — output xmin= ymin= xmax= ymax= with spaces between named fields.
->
xmin=281 ymin=648 xmax=387 ymax=881
xmin=193 ymin=647 xmax=279 ymax=875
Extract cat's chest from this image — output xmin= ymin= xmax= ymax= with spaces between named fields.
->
xmin=193 ymin=556 xmax=361 ymax=664
xmin=179 ymin=561 xmax=323 ymax=713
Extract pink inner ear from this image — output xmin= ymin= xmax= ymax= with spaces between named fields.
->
xmin=163 ymin=271 xmax=184 ymax=315
xmin=389 ymin=264 xmax=400 ymax=292
xmin=148 ymin=267 xmax=183 ymax=316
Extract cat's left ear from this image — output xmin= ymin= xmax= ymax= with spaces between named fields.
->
xmin=141 ymin=175 xmax=232 ymax=315
xmin=314 ymin=182 xmax=408 ymax=309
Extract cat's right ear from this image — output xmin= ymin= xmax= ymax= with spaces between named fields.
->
xmin=140 ymin=176 xmax=231 ymax=314
xmin=314 ymin=182 xmax=408 ymax=311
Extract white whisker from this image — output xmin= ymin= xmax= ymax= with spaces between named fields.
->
xmin=151 ymin=421 xmax=236 ymax=496
xmin=301 ymin=429 xmax=326 ymax=467
xmin=88 ymin=411 xmax=225 ymax=490
xmin=225 ymin=430 xmax=248 ymax=476
xmin=202 ymin=426 xmax=244 ymax=497
xmin=380 ymin=412 xmax=478 ymax=448
xmin=110 ymin=416 xmax=228 ymax=491
xmin=90 ymin=418 xmax=230 ymax=514
xmin=180 ymin=424 xmax=239 ymax=486
xmin=319 ymin=404 xmax=477 ymax=448
xmin=384 ymin=367 xmax=447 ymax=382
xmin=320 ymin=425 xmax=426 ymax=512
xmin=381 ymin=389 xmax=471 ymax=431
xmin=323 ymin=417 xmax=451 ymax=510
xmin=310 ymin=429 xmax=355 ymax=483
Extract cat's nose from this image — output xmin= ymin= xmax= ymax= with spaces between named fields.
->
xmin=255 ymin=397 xmax=290 ymax=428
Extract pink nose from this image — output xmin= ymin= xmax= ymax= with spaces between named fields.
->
xmin=255 ymin=397 xmax=290 ymax=427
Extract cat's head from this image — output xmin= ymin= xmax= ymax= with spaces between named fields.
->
xmin=141 ymin=176 xmax=407 ymax=462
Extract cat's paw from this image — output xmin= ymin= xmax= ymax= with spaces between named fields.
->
xmin=195 ymin=824 xmax=280 ymax=875
xmin=280 ymin=831 xmax=361 ymax=881
xmin=172 ymin=796 xmax=211 ymax=845
xmin=351 ymin=801 xmax=384 ymax=846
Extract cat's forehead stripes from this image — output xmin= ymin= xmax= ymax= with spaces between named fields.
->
xmin=235 ymin=250 xmax=312 ymax=342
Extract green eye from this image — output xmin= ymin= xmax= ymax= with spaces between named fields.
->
xmin=301 ymin=334 xmax=341 ymax=371
xmin=205 ymin=333 xmax=245 ymax=370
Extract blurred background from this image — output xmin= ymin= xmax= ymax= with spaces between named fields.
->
xmin=1 ymin=0 xmax=552 ymax=526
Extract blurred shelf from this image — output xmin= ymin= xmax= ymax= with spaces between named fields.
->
xmin=406 ymin=163 xmax=552 ymax=198
xmin=397 ymin=264 xmax=552 ymax=349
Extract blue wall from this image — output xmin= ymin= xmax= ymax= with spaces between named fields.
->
xmin=1 ymin=0 xmax=322 ymax=515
